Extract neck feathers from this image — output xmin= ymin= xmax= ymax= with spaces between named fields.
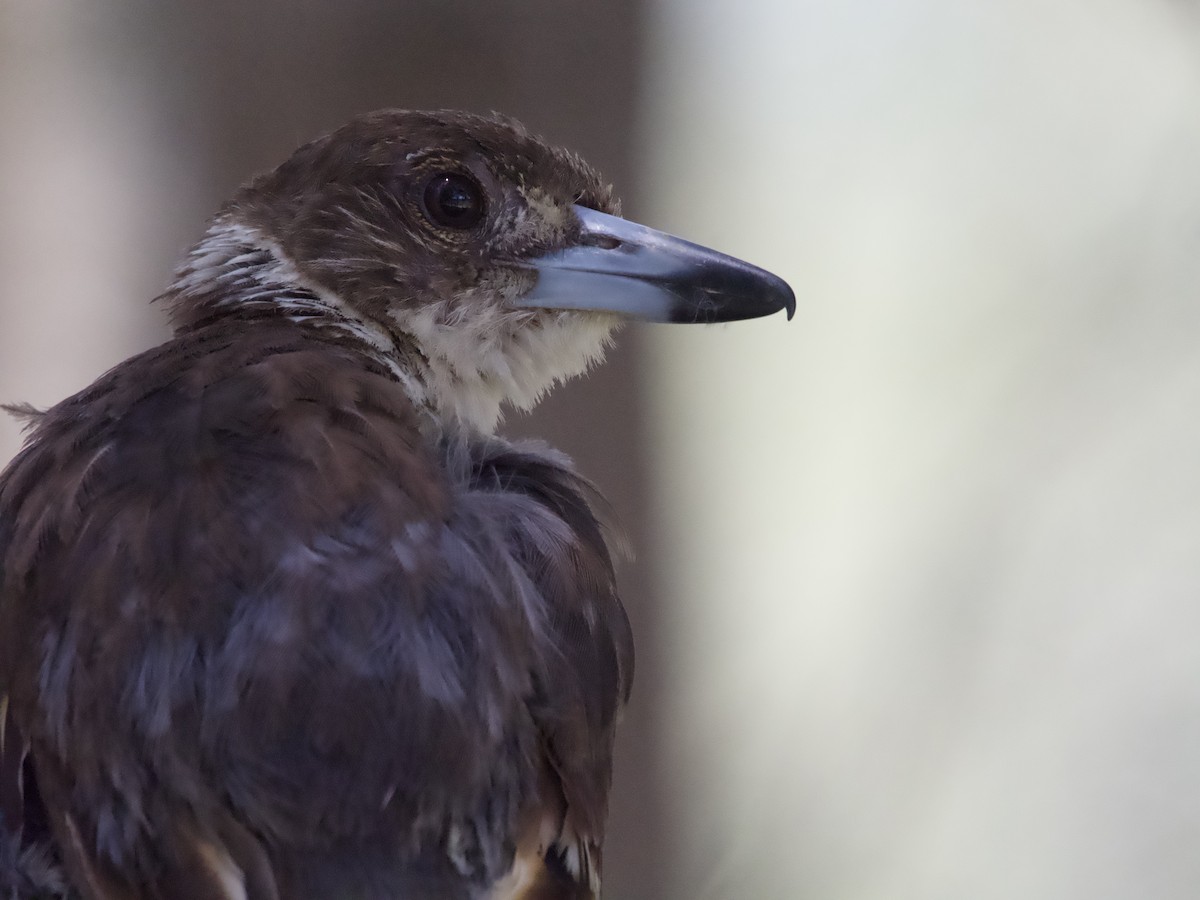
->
xmin=161 ymin=218 xmax=617 ymax=435
xmin=164 ymin=218 xmax=397 ymax=349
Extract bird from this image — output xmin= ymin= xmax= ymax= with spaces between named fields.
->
xmin=0 ymin=109 xmax=794 ymax=900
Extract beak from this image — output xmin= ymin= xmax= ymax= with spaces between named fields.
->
xmin=512 ymin=206 xmax=796 ymax=323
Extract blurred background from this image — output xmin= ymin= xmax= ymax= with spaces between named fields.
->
xmin=3 ymin=1 xmax=1200 ymax=897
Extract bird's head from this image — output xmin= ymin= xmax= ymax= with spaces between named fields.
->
xmin=167 ymin=109 xmax=794 ymax=432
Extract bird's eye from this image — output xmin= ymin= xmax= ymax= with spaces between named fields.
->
xmin=421 ymin=172 xmax=485 ymax=230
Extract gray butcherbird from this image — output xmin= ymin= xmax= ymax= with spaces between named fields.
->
xmin=0 ymin=110 xmax=793 ymax=900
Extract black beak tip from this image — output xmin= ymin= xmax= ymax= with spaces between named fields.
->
xmin=675 ymin=270 xmax=797 ymax=324
xmin=689 ymin=262 xmax=796 ymax=324
xmin=779 ymin=279 xmax=797 ymax=321
xmin=763 ymin=269 xmax=796 ymax=321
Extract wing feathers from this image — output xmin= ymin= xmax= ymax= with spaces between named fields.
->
xmin=0 ymin=325 xmax=630 ymax=898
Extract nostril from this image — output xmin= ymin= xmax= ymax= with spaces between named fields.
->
xmin=578 ymin=233 xmax=621 ymax=251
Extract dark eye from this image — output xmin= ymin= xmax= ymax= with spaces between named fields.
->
xmin=421 ymin=172 xmax=485 ymax=229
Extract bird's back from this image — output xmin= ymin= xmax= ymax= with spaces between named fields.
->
xmin=0 ymin=320 xmax=632 ymax=899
